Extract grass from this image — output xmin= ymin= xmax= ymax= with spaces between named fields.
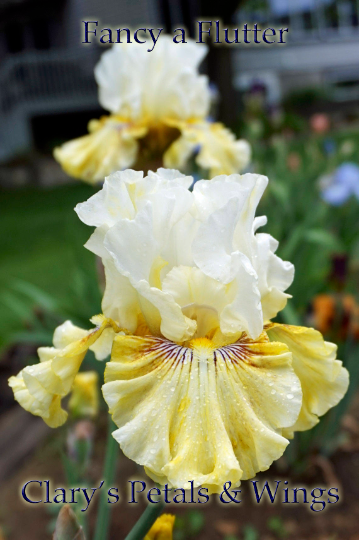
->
xmin=0 ymin=182 xmax=100 ymax=352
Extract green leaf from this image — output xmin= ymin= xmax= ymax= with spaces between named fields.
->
xmin=243 ymin=524 xmax=259 ymax=540
xmin=10 ymin=330 xmax=53 ymax=345
xmin=279 ymin=303 xmax=301 ymax=326
xmin=187 ymin=510 xmax=205 ymax=535
xmin=303 ymin=229 xmax=343 ymax=251
xmin=0 ymin=291 xmax=32 ymax=321
xmin=61 ymin=453 xmax=78 ymax=488
xmin=11 ymin=279 xmax=60 ymax=312
xmin=269 ymin=180 xmax=290 ymax=207
xmin=280 ymin=226 xmax=305 ymax=261
xmin=267 ymin=516 xmax=288 ymax=539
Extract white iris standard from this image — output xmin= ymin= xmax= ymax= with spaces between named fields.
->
xmin=53 ymin=36 xmax=250 ymax=183
xmin=76 ymin=168 xmax=293 ymax=342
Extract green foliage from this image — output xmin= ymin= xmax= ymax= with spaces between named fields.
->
xmin=242 ymin=524 xmax=259 ymax=540
xmin=174 ymin=510 xmax=205 ymax=540
xmin=254 ymin=130 xmax=359 ymax=318
xmin=283 ymin=87 xmax=331 ymax=113
xmin=267 ymin=516 xmax=288 ymax=539
xmin=187 ymin=510 xmax=205 ymax=535
xmin=0 ymin=183 xmax=100 ymax=353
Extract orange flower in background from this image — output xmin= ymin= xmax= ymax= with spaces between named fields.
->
xmin=343 ymin=296 xmax=359 ymax=339
xmin=313 ymin=295 xmax=336 ymax=335
xmin=313 ymin=293 xmax=359 ymax=340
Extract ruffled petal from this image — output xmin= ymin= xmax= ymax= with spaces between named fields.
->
xmin=193 ymin=198 xmax=248 ymax=284
xmin=75 ymin=170 xmax=143 ymax=226
xmin=94 ymin=37 xmax=209 ymax=120
xmin=267 ymin=324 xmax=349 ymax=436
xmin=162 ymin=266 xmax=230 ymax=314
xmin=9 ymin=316 xmax=119 ymax=427
xmin=53 ymin=116 xmax=147 ymax=183
xmin=220 ymin=256 xmax=263 ymax=339
xmin=192 ymin=197 xmax=263 ymax=338
xmin=52 ymin=320 xmax=88 ymax=349
xmin=164 ymin=120 xmax=251 ymax=178
xmin=101 ymin=258 xmax=141 ymax=334
xmin=103 ymin=332 xmax=302 ymax=493
xmin=148 ymin=168 xmax=193 ymax=188
xmin=162 ymin=265 xmax=235 ymax=339
xmin=190 ymin=176 xmax=292 ymax=328
xmin=104 ymin=203 xmax=196 ymax=342
xmin=192 ymin=173 xmax=268 ymax=259
xmin=253 ymin=234 xmax=294 ymax=322
xmin=89 ymin=327 xmax=118 ymax=361
xmin=75 ymin=168 xmax=192 ymax=229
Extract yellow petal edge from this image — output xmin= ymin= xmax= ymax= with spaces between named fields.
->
xmin=164 ymin=119 xmax=251 ymax=177
xmin=9 ymin=316 xmax=120 ymax=427
xmin=267 ymin=323 xmax=349 ymax=437
xmin=53 ymin=116 xmax=147 ymax=184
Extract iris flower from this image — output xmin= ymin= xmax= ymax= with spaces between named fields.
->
xmin=9 ymin=169 xmax=348 ymax=492
xmin=53 ymin=37 xmax=250 ymax=183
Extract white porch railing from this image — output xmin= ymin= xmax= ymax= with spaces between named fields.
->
xmin=236 ymin=0 xmax=359 ymax=43
xmin=0 ymin=48 xmax=99 ymax=161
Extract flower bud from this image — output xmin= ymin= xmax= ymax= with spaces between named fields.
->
xmin=53 ymin=505 xmax=85 ymax=540
xmin=144 ymin=514 xmax=175 ymax=540
xmin=69 ymin=372 xmax=99 ymax=419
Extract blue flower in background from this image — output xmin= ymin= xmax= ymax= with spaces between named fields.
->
xmin=323 ymin=138 xmax=336 ymax=156
xmin=321 ymin=162 xmax=359 ymax=206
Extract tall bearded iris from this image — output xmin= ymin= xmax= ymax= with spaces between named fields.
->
xmin=53 ymin=37 xmax=250 ymax=183
xmin=9 ymin=169 xmax=348 ymax=493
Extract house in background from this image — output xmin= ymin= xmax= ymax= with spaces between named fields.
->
xmin=0 ymin=0 xmax=161 ymax=162
xmin=2 ymin=0 xmax=359 ymax=165
xmin=233 ymin=0 xmax=359 ymax=107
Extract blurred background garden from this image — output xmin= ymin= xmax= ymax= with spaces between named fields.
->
xmin=1 ymin=0 xmax=359 ymax=538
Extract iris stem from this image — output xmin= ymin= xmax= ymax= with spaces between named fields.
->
xmin=93 ymin=416 xmax=118 ymax=540
xmin=124 ymin=500 xmax=166 ymax=540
